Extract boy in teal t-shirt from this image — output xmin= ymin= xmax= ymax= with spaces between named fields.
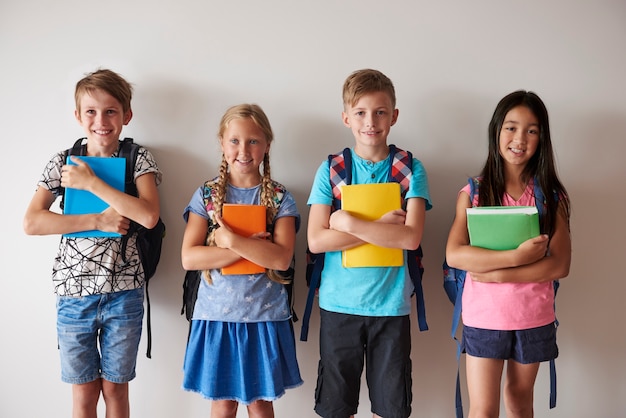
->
xmin=307 ymin=69 xmax=432 ymax=418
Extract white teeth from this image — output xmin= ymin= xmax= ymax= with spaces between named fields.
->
xmin=510 ymin=148 xmax=524 ymax=154
xmin=94 ymin=130 xmax=111 ymax=135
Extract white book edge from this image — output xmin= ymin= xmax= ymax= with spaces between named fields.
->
xmin=466 ymin=206 xmax=538 ymax=215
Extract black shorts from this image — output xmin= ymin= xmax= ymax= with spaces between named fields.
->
xmin=462 ymin=322 xmax=558 ymax=364
xmin=314 ymin=309 xmax=412 ymax=418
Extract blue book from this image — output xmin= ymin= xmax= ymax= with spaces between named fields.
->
xmin=63 ymin=156 xmax=126 ymax=238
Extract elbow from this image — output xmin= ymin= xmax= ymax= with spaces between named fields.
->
xmin=140 ymin=211 xmax=160 ymax=230
xmin=405 ymin=236 xmax=421 ymax=251
xmin=275 ymin=254 xmax=293 ymax=271
xmin=555 ymin=264 xmax=571 ymax=280
xmin=180 ymin=251 xmax=194 ymax=271
xmin=307 ymin=236 xmax=324 ymax=255
xmin=23 ymin=217 xmax=37 ymax=236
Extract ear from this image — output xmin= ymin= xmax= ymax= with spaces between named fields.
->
xmin=123 ymin=109 xmax=133 ymax=125
xmin=341 ymin=111 xmax=350 ymax=127
xmin=74 ymin=109 xmax=81 ymax=123
xmin=390 ymin=108 xmax=399 ymax=126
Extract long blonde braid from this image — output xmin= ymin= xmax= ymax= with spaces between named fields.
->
xmin=260 ymin=152 xmax=290 ymax=284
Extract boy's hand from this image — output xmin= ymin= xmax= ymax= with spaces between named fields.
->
xmin=376 ymin=209 xmax=406 ymax=225
xmin=97 ymin=207 xmax=130 ymax=234
xmin=328 ymin=210 xmax=353 ymax=232
xmin=61 ymin=156 xmax=96 ymax=191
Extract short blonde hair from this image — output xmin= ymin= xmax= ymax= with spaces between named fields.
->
xmin=75 ymin=69 xmax=133 ymax=114
xmin=342 ymin=69 xmax=396 ymax=109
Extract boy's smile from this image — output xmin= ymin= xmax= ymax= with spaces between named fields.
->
xmin=75 ymin=88 xmax=132 ymax=156
xmin=342 ymin=91 xmax=398 ymax=160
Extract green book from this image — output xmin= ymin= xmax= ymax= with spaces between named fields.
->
xmin=466 ymin=206 xmax=540 ymax=250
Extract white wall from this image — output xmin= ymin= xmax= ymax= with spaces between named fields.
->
xmin=2 ymin=1 xmax=625 ymax=417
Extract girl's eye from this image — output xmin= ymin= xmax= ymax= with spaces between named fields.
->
xmin=229 ymin=138 xmax=239 ymax=144
xmin=529 ymin=129 xmax=539 ymax=135
xmin=249 ymin=139 xmax=258 ymax=145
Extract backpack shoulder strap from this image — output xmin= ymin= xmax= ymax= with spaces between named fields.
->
xmin=531 ymin=177 xmax=560 ymax=409
xmin=387 ymin=144 xmax=413 ymax=200
xmin=117 ymin=138 xmax=139 ymax=197
xmin=328 ymin=148 xmax=352 ymax=207
xmin=302 ymin=148 xmax=352 ymax=341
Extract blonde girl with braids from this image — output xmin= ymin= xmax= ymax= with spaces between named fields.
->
xmin=181 ymin=104 xmax=302 ymax=417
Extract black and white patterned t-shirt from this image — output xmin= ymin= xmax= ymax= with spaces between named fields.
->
xmin=37 ymin=143 xmax=162 ymax=297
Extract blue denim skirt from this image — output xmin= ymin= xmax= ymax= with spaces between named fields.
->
xmin=182 ymin=320 xmax=303 ymax=404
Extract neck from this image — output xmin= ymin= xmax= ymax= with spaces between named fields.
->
xmin=228 ymin=172 xmax=262 ymax=189
xmin=86 ymin=141 xmax=119 ymax=157
xmin=353 ymin=144 xmax=389 ymax=163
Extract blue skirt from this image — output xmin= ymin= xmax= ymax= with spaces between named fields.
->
xmin=182 ymin=320 xmax=303 ymax=404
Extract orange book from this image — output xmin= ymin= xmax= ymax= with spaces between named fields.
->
xmin=221 ymin=204 xmax=267 ymax=275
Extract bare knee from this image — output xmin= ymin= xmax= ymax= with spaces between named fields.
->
xmin=72 ymin=380 xmax=102 ymax=418
xmin=101 ymin=380 xmax=129 ymax=418
xmin=247 ymin=400 xmax=274 ymax=418
xmin=211 ymin=400 xmax=238 ymax=418
xmin=503 ymin=361 xmax=539 ymax=418
xmin=101 ymin=380 xmax=129 ymax=402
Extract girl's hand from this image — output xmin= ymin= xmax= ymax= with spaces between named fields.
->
xmin=60 ymin=156 xmax=96 ymax=191
xmin=213 ymin=213 xmax=235 ymax=249
xmin=514 ymin=234 xmax=549 ymax=266
xmin=213 ymin=213 xmax=270 ymax=249
xmin=470 ymin=270 xmax=500 ymax=283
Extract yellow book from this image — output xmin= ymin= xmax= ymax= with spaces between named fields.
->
xmin=341 ymin=183 xmax=404 ymax=268
xmin=221 ymin=204 xmax=266 ymax=275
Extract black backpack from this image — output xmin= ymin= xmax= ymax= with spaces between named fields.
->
xmin=180 ymin=179 xmax=297 ymax=323
xmin=63 ymin=137 xmax=166 ymax=358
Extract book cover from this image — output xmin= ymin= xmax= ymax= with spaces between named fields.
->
xmin=466 ymin=206 xmax=540 ymax=250
xmin=221 ymin=204 xmax=267 ymax=275
xmin=341 ymin=183 xmax=404 ymax=268
xmin=63 ymin=156 xmax=126 ymax=238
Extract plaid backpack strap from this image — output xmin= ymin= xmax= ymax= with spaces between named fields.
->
xmin=388 ymin=144 xmax=412 ymax=201
xmin=328 ymin=148 xmax=352 ymax=207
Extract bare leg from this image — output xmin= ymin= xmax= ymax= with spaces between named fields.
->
xmin=72 ymin=380 xmax=102 ymax=418
xmin=503 ymin=360 xmax=540 ymax=418
xmin=101 ymin=380 xmax=129 ymax=418
xmin=211 ymin=400 xmax=238 ymax=418
xmin=246 ymin=400 xmax=274 ymax=418
xmin=466 ymin=355 xmax=505 ymax=418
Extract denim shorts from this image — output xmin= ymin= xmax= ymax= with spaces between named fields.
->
xmin=56 ymin=288 xmax=144 ymax=384
xmin=462 ymin=322 xmax=558 ymax=364
xmin=315 ymin=309 xmax=412 ymax=418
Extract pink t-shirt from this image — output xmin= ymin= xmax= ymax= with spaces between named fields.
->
xmin=461 ymin=182 xmax=555 ymax=331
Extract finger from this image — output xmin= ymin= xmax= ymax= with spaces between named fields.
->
xmin=69 ymin=155 xmax=84 ymax=166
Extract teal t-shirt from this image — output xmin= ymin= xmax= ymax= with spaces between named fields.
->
xmin=307 ymin=148 xmax=432 ymax=316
